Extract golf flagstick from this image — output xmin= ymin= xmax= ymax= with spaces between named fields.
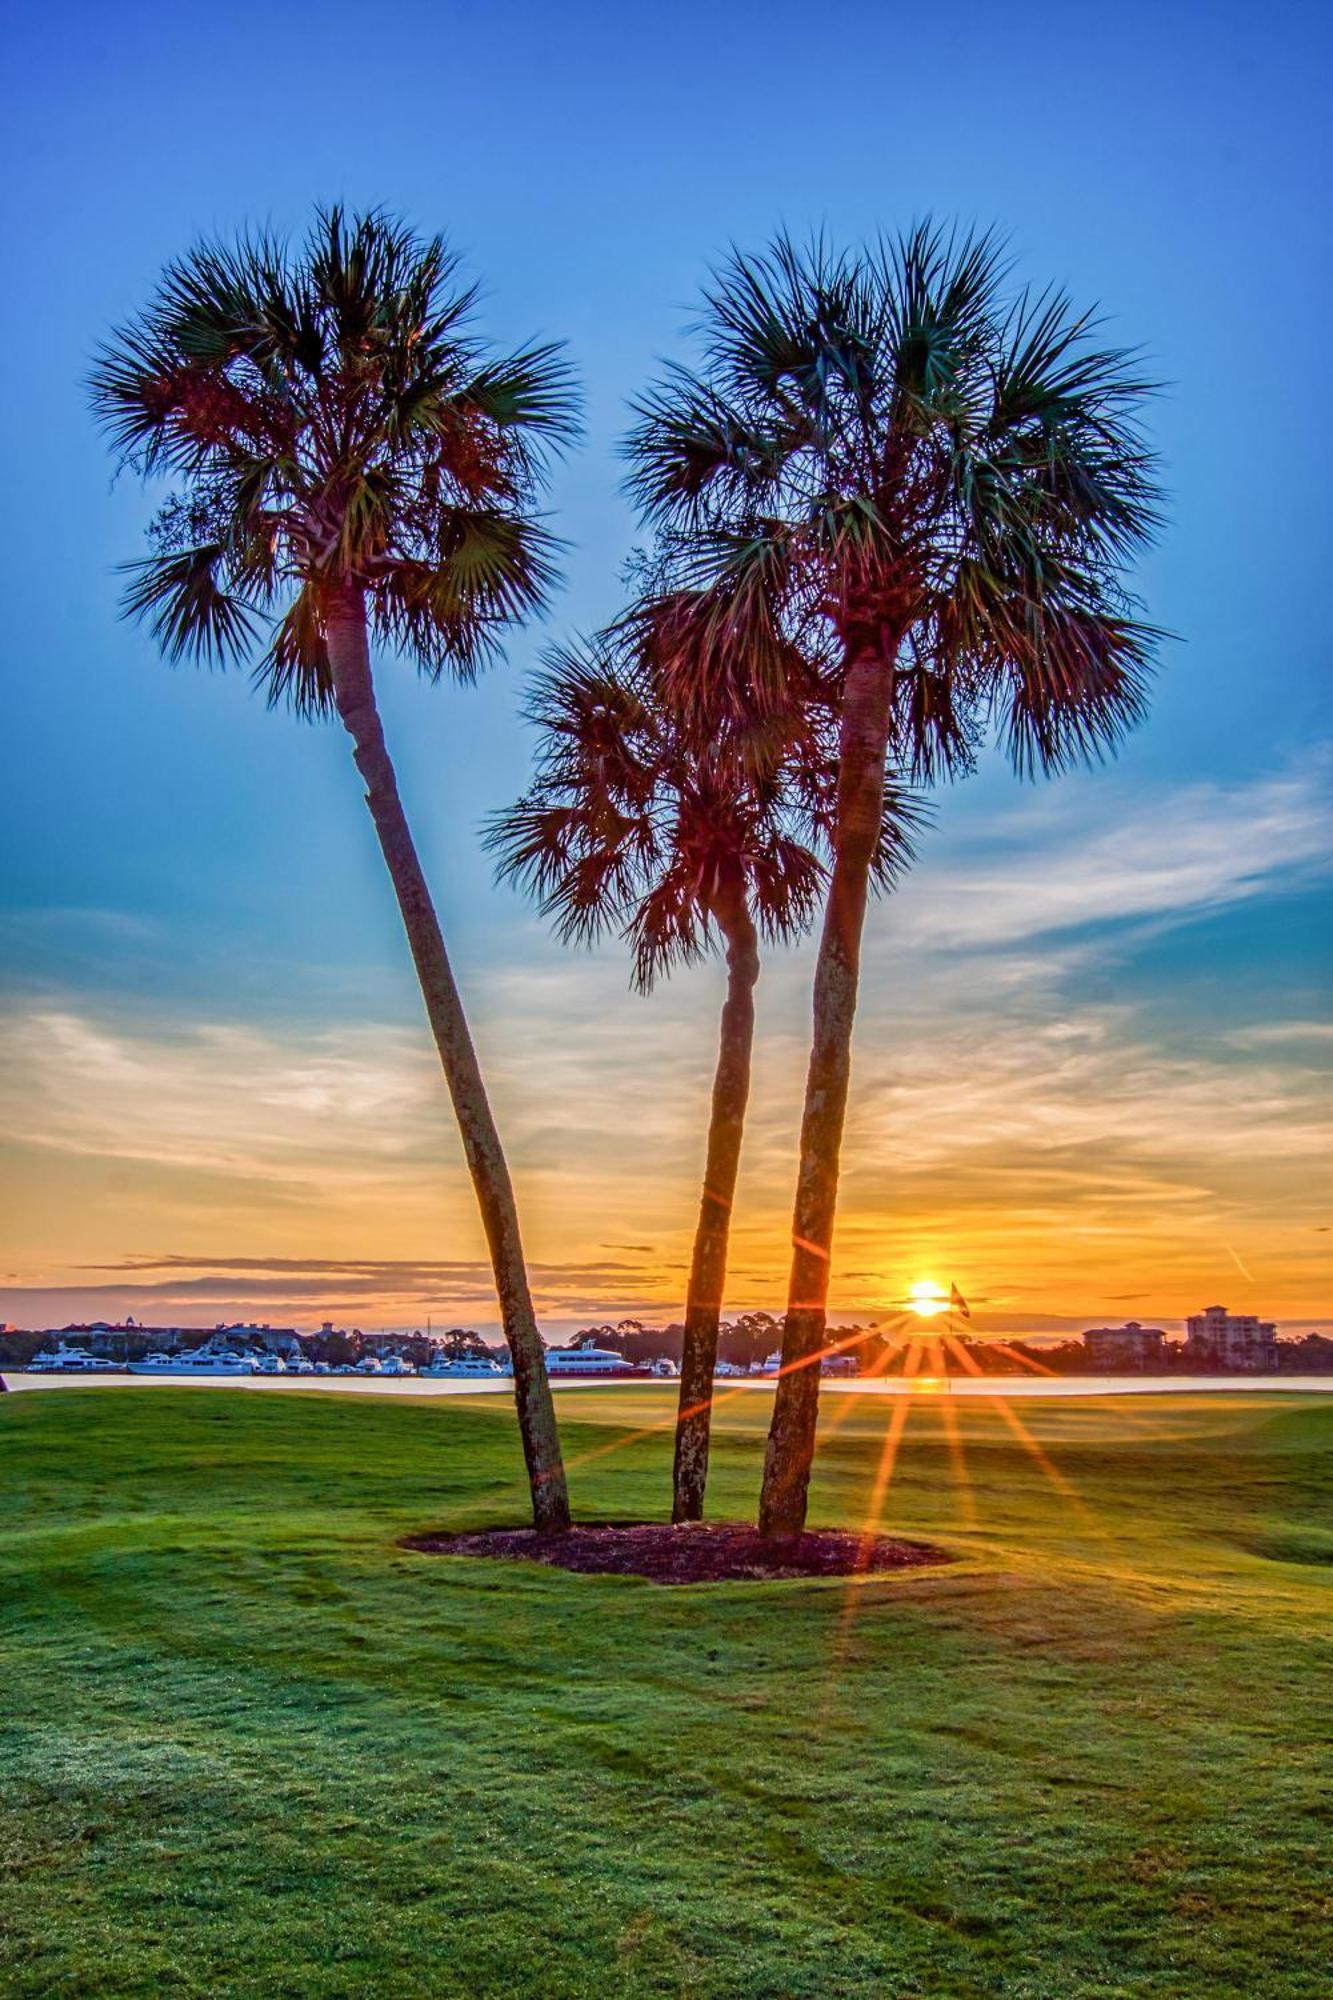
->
xmin=947 ymin=1282 xmax=972 ymax=1392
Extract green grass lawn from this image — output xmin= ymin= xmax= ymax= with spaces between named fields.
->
xmin=2 ymin=1384 xmax=1330 ymax=1997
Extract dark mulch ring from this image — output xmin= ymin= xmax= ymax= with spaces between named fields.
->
xmin=401 ymin=1521 xmax=952 ymax=1584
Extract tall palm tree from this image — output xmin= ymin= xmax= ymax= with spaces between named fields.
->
xmin=489 ymin=629 xmax=918 ymax=1521
xmin=626 ymin=228 xmax=1161 ymax=1536
xmin=90 ymin=207 xmax=578 ymax=1531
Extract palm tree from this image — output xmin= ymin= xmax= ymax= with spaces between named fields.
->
xmin=489 ymin=629 xmax=918 ymax=1521
xmin=89 ymin=207 xmax=578 ymax=1531
xmin=626 ymin=228 xmax=1161 ymax=1536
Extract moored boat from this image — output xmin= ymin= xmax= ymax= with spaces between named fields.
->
xmin=421 ymin=1352 xmax=504 ymax=1379
xmin=543 ymin=1346 xmax=635 ymax=1377
xmin=128 ymin=1346 xmax=255 ymax=1376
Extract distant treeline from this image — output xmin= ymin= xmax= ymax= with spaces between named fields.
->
xmin=959 ymin=1334 xmax=1333 ymax=1376
xmin=566 ymin=1319 xmax=1333 ymax=1376
xmin=3 ymin=1319 xmax=1330 ymax=1375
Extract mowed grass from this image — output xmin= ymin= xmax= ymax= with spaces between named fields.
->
xmin=2 ymin=1385 xmax=1330 ymax=1998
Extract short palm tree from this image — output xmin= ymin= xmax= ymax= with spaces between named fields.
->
xmin=90 ymin=207 xmax=578 ymax=1531
xmin=490 ymin=626 xmax=918 ymax=1521
xmin=626 ymin=227 xmax=1161 ymax=1536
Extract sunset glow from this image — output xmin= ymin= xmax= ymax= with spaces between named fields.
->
xmin=1 ymin=11 xmax=1328 ymax=2000
xmin=1 ymin=6 xmax=1327 ymax=1356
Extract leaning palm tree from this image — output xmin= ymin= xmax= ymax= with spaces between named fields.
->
xmin=626 ymin=227 xmax=1161 ymax=1536
xmin=90 ymin=207 xmax=577 ymax=1531
xmin=489 ymin=629 xmax=918 ymax=1521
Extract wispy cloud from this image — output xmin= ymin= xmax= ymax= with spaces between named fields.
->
xmin=889 ymin=759 xmax=1331 ymax=953
xmin=3 ymin=757 xmax=1329 ymax=1330
xmin=1224 ymin=1021 xmax=1333 ymax=1050
xmin=0 ymin=1011 xmax=445 ymax=1180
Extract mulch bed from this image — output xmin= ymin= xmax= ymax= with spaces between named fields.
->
xmin=401 ymin=1521 xmax=950 ymax=1584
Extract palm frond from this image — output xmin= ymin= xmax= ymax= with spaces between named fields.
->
xmin=255 ymin=586 xmax=335 ymax=718
xmin=462 ymin=344 xmax=582 ymax=449
xmin=998 ymin=607 xmax=1158 ymax=777
xmin=627 ymin=869 xmax=711 ymax=990
xmin=120 ymin=545 xmax=259 ymax=664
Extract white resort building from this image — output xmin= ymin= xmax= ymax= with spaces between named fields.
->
xmin=1082 ymin=1322 xmax=1166 ymax=1370
xmin=1183 ymin=1305 xmax=1279 ymax=1372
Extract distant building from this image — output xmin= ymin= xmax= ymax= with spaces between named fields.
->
xmin=360 ymin=1331 xmax=411 ymax=1357
xmin=56 ymin=1322 xmax=213 ymax=1357
xmin=1184 ymin=1304 xmax=1278 ymax=1372
xmin=215 ymin=1323 xmax=302 ymax=1358
xmin=1083 ymin=1322 xmax=1165 ymax=1371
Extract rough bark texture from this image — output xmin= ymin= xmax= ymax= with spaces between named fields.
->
xmin=758 ymin=647 xmax=896 ymax=1539
xmin=324 ymin=585 xmax=569 ymax=1532
xmin=672 ymin=887 xmax=761 ymax=1523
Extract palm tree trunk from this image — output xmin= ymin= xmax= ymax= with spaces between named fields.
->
xmin=672 ymin=888 xmax=761 ymax=1524
xmin=324 ymin=584 xmax=570 ymax=1533
xmin=758 ymin=646 xmax=895 ymax=1539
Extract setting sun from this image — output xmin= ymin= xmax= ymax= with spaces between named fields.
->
xmin=906 ymin=1279 xmax=949 ymax=1318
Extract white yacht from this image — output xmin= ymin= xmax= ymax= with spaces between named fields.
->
xmin=543 ymin=1345 xmax=635 ymax=1377
xmin=250 ymin=1353 xmax=288 ymax=1376
xmin=29 ymin=1342 xmax=102 ymax=1373
xmin=129 ymin=1346 xmax=254 ymax=1376
xmin=377 ymin=1354 xmax=416 ymax=1377
xmin=421 ymin=1352 xmax=503 ymax=1379
xmin=190 ymin=1348 xmax=254 ymax=1376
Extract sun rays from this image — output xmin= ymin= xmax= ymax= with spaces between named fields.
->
xmin=930 ymin=1336 xmax=979 ymax=1529
xmin=819 ymin=1319 xmax=1140 ymax=1705
xmin=473 ymin=1306 xmax=1186 ymax=1632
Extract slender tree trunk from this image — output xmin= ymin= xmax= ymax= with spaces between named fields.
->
xmin=758 ymin=646 xmax=896 ymax=1539
xmin=323 ymin=583 xmax=569 ymax=1533
xmin=672 ymin=887 xmax=761 ymax=1524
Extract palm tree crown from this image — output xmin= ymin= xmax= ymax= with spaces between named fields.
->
xmin=625 ymin=225 xmax=1161 ymax=774
xmin=490 ymin=629 xmax=918 ymax=988
xmin=90 ymin=206 xmax=578 ymax=712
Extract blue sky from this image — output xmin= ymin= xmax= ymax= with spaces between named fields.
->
xmin=1 ymin=0 xmax=1329 ymax=1332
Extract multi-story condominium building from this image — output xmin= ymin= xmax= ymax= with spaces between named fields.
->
xmin=1183 ymin=1304 xmax=1278 ymax=1371
xmin=1083 ymin=1321 xmax=1165 ymax=1370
